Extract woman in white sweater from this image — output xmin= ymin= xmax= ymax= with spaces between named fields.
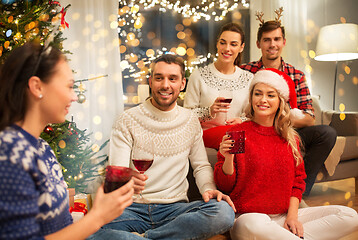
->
xmin=184 ymin=22 xmax=253 ymax=134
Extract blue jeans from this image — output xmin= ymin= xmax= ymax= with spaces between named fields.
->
xmin=88 ymin=199 xmax=234 ymax=240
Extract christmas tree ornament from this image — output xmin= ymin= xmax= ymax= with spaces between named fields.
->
xmin=25 ymin=32 xmax=31 ymax=40
xmin=78 ymin=82 xmax=85 ymax=92
xmin=5 ymin=29 xmax=12 ymax=37
xmin=49 ymin=1 xmax=61 ymax=6
xmin=42 ymin=28 xmax=49 ymax=35
xmin=4 ymin=41 xmax=10 ymax=49
xmin=44 ymin=125 xmax=54 ymax=134
xmin=74 ymin=75 xmax=108 ymax=104
xmin=39 ymin=14 xmax=49 ymax=22
xmin=59 ymin=140 xmax=66 ymax=148
xmin=60 ymin=7 xmax=69 ymax=29
xmin=32 ymin=28 xmax=39 ymax=35
xmin=77 ymin=93 xmax=86 ymax=103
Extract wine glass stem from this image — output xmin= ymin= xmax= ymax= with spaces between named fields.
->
xmin=139 ymin=171 xmax=145 ymax=199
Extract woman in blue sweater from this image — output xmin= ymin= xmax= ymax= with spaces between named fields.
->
xmin=0 ymin=42 xmax=134 ymax=239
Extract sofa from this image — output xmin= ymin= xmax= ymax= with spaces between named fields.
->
xmin=312 ymin=96 xmax=358 ymax=192
xmin=187 ymin=96 xmax=358 ymax=201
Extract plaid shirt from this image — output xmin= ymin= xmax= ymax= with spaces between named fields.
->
xmin=241 ymin=58 xmax=314 ymax=118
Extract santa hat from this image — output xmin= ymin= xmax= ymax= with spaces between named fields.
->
xmin=250 ymin=68 xmax=305 ymax=119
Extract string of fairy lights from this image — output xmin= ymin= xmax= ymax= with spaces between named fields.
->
xmin=118 ymin=0 xmax=250 ymax=104
xmin=134 ymin=0 xmax=250 ymax=21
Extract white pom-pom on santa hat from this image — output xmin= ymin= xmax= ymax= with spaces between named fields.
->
xmin=250 ymin=68 xmax=305 ymax=119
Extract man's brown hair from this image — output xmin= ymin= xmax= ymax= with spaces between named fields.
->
xmin=257 ymin=20 xmax=286 ymax=42
xmin=150 ymin=54 xmax=185 ymax=79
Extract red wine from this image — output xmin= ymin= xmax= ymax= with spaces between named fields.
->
xmin=227 ymin=130 xmax=245 ymax=154
xmin=104 ymin=180 xmax=128 ymax=193
xmin=132 ymin=159 xmax=153 ymax=173
xmin=104 ymin=166 xmax=134 ymax=193
xmin=219 ymin=98 xmax=232 ymax=103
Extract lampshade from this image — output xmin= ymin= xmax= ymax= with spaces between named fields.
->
xmin=315 ymin=23 xmax=358 ymax=61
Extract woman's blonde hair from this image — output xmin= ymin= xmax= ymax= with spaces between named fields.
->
xmin=245 ymin=84 xmax=303 ymax=165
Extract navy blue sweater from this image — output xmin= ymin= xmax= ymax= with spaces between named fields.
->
xmin=0 ymin=125 xmax=72 ymax=239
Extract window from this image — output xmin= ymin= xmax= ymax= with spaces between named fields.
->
xmin=118 ymin=1 xmax=250 ymax=106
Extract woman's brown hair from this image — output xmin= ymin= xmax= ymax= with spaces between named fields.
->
xmin=217 ymin=22 xmax=245 ymax=67
xmin=0 ymin=42 xmax=64 ymax=131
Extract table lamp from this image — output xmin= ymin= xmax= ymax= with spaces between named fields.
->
xmin=314 ymin=23 xmax=358 ymax=110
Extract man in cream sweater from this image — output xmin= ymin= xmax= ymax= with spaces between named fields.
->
xmin=92 ymin=54 xmax=235 ymax=240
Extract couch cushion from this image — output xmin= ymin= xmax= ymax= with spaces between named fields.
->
xmin=341 ymin=136 xmax=358 ymax=161
xmin=329 ymin=112 xmax=358 ymax=136
xmin=312 ymin=95 xmax=322 ymax=125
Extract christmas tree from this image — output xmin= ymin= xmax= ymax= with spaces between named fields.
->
xmin=41 ymin=121 xmax=108 ymax=193
xmin=0 ymin=0 xmax=70 ymax=64
xmin=1 ymin=0 xmax=108 ymax=193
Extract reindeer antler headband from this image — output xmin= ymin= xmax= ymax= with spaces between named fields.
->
xmin=255 ymin=7 xmax=284 ymax=27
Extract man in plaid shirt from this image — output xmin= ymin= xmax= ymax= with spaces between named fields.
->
xmin=241 ymin=20 xmax=337 ymax=196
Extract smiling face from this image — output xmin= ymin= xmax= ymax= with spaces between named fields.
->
xmin=149 ymin=61 xmax=186 ymax=111
xmin=216 ymin=30 xmax=244 ymax=65
xmin=257 ymin=28 xmax=286 ymax=62
xmin=40 ymin=59 xmax=77 ymax=123
xmin=251 ymin=83 xmax=280 ymax=126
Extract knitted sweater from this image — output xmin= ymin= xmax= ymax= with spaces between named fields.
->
xmin=184 ymin=63 xmax=254 ymax=130
xmin=214 ymin=121 xmax=306 ymax=214
xmin=109 ymin=99 xmax=216 ymax=203
xmin=0 ymin=125 xmax=72 ymax=239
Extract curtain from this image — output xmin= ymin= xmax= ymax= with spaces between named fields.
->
xmin=61 ymin=0 xmax=123 ymax=147
xmin=249 ymin=0 xmax=311 ymax=88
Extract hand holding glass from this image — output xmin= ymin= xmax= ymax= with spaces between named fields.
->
xmin=131 ymin=142 xmax=154 ymax=200
xmin=219 ymin=89 xmax=233 ymax=123
xmin=226 ymin=130 xmax=245 ymax=154
xmin=219 ymin=89 xmax=233 ymax=104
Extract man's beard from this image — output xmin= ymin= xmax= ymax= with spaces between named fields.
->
xmin=151 ymin=91 xmax=178 ymax=110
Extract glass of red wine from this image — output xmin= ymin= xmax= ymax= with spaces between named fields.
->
xmin=131 ymin=141 xmax=154 ymax=201
xmin=219 ymin=89 xmax=233 ymax=123
xmin=226 ymin=130 xmax=245 ymax=154
xmin=104 ymin=166 xmax=136 ymax=193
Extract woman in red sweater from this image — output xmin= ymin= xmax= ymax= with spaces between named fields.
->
xmin=214 ymin=68 xmax=358 ymax=240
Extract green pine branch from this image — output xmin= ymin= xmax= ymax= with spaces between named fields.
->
xmin=41 ymin=121 xmax=109 ymax=193
xmin=0 ymin=0 xmax=70 ymax=64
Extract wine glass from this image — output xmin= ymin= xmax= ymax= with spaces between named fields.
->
xmin=218 ymin=89 xmax=233 ymax=123
xmin=226 ymin=130 xmax=245 ymax=154
xmin=131 ymin=140 xmax=154 ymax=201
xmin=104 ymin=166 xmax=136 ymax=193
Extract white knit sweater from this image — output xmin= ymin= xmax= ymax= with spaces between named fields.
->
xmin=109 ymin=99 xmax=216 ymax=203
xmin=184 ymin=63 xmax=254 ymax=130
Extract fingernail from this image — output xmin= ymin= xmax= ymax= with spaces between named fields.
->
xmin=231 ymin=140 xmax=234 ymax=143
xmin=231 ymin=144 xmax=234 ymax=146
xmin=300 ymin=237 xmax=304 ymax=239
